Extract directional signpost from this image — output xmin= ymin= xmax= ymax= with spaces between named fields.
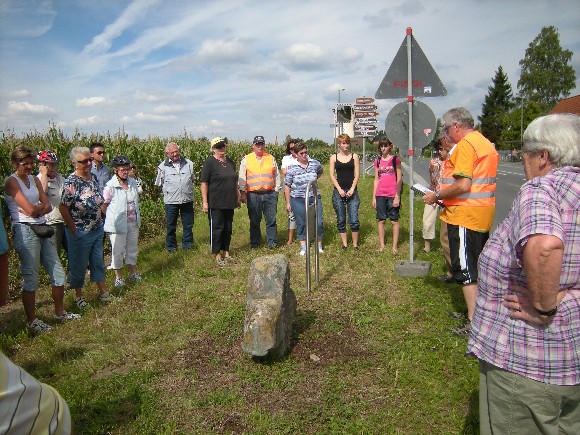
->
xmin=354 ymin=97 xmax=379 ymax=177
xmin=375 ymin=27 xmax=446 ymax=276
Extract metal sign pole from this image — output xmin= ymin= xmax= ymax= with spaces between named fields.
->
xmin=304 ymin=181 xmax=319 ymax=292
xmin=406 ymin=29 xmax=415 ymax=263
xmin=362 ymin=137 xmax=366 ymax=179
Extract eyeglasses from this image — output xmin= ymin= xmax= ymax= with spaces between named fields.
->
xmin=380 ymin=144 xmax=391 ymax=148
xmin=95 ymin=151 xmax=105 ymax=155
xmin=444 ymin=123 xmax=456 ymax=133
xmin=117 ymin=167 xmax=129 ymax=172
xmin=297 ymin=151 xmax=308 ymax=156
xmin=77 ymin=158 xmax=94 ymax=164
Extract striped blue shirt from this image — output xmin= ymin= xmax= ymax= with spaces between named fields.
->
xmin=285 ymin=160 xmax=323 ymax=198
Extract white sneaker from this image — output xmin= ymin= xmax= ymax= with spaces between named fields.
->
xmin=299 ymin=247 xmax=306 ymax=256
xmin=29 ymin=318 xmax=52 ymax=333
xmin=54 ymin=311 xmax=81 ymax=322
xmin=114 ymin=278 xmax=125 ymax=288
xmin=318 ymin=246 xmax=324 ymax=253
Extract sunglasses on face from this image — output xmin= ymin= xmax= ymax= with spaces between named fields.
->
xmin=297 ymin=151 xmax=308 ymax=156
xmin=94 ymin=151 xmax=105 ymax=155
xmin=77 ymin=157 xmax=94 ymax=164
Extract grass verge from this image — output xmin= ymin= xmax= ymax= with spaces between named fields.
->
xmin=0 ymin=169 xmax=479 ymax=434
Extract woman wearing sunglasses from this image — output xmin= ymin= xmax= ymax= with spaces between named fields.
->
xmin=284 ymin=142 xmax=324 ymax=256
xmin=59 ymin=146 xmax=111 ymax=309
xmin=4 ymin=146 xmax=79 ymax=332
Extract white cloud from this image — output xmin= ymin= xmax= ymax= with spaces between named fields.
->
xmin=74 ymin=116 xmax=102 ymax=126
xmin=7 ymin=101 xmax=58 ymax=115
xmin=278 ymin=43 xmax=331 ymax=71
xmin=343 ymin=47 xmax=363 ymax=62
xmin=82 ymin=0 xmax=162 ymax=55
xmin=121 ymin=112 xmax=178 ymax=123
xmin=0 ymin=0 xmax=55 ymax=37
xmin=76 ymin=97 xmax=107 ymax=107
xmin=243 ymin=66 xmax=290 ymax=82
xmin=153 ymin=104 xmax=185 ymax=114
xmin=197 ymin=38 xmax=251 ymax=64
xmin=208 ymin=119 xmax=224 ymax=128
xmin=8 ymin=89 xmax=31 ymax=97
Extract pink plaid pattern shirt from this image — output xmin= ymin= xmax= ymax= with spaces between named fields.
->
xmin=467 ymin=166 xmax=580 ymax=385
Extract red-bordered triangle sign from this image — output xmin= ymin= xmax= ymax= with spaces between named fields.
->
xmin=375 ymin=35 xmax=446 ymax=99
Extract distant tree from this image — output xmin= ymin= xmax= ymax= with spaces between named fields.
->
xmin=517 ymin=26 xmax=576 ymax=111
xmin=478 ymin=66 xmax=514 ymax=146
xmin=305 ymin=138 xmax=329 ymax=148
xmin=499 ymin=100 xmax=544 ymax=150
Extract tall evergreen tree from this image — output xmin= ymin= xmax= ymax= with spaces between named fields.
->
xmin=478 ymin=66 xmax=514 ymax=147
xmin=517 ymin=26 xmax=576 ymax=111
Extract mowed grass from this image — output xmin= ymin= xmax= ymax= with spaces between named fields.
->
xmin=0 ymin=170 xmax=479 ymax=434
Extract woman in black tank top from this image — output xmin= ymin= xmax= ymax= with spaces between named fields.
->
xmin=329 ymin=134 xmax=360 ymax=249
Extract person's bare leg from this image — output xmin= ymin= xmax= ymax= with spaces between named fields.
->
xmin=463 ymin=283 xmax=478 ymax=321
xmin=52 ymin=285 xmax=65 ymax=316
xmin=377 ymin=221 xmax=385 ymax=252
xmin=340 ymin=232 xmax=348 ymax=248
xmin=352 ymin=231 xmax=359 ymax=249
xmin=392 ymin=221 xmax=399 ymax=254
xmin=22 ymin=291 xmax=36 ymax=323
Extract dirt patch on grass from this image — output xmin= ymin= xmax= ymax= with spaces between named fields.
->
xmin=154 ymin=314 xmax=377 ymax=433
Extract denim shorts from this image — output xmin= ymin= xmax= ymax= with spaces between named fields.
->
xmin=12 ymin=223 xmax=66 ymax=292
xmin=375 ymin=196 xmax=400 ymax=221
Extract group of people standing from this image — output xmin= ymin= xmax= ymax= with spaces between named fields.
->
xmin=421 ymin=108 xmax=579 ymax=433
xmin=3 ymin=143 xmax=142 ymax=332
xmin=1 ymin=108 xmax=578 ymax=433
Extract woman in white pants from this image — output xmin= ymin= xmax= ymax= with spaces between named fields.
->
xmin=103 ymin=156 xmax=141 ymax=288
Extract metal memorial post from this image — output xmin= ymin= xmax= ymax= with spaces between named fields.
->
xmin=305 ymin=181 xmax=319 ymax=292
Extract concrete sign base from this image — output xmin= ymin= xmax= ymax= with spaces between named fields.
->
xmin=395 ymin=260 xmax=431 ymax=277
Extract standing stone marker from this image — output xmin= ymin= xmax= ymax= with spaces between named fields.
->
xmin=242 ymin=254 xmax=297 ymax=359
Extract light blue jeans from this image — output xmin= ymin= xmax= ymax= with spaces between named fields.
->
xmin=12 ymin=223 xmax=66 ymax=292
xmin=65 ymin=226 xmax=105 ymax=288
xmin=290 ymin=196 xmax=323 ymax=241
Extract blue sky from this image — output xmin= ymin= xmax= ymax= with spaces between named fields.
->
xmin=1 ymin=0 xmax=578 ymax=143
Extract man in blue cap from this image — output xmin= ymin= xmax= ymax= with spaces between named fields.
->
xmin=238 ymin=136 xmax=281 ymax=248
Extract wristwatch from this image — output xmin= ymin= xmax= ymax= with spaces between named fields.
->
xmin=435 ymin=192 xmax=441 ymax=200
xmin=535 ymin=306 xmax=558 ymax=317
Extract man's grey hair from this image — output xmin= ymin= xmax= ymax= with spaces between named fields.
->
xmin=442 ymin=107 xmax=474 ymax=130
xmin=523 ymin=113 xmax=580 ymax=168
xmin=69 ymin=146 xmax=90 ymax=163
xmin=165 ymin=142 xmax=179 ymax=153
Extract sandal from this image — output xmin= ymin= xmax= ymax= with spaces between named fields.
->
xmin=75 ymin=297 xmax=91 ymax=309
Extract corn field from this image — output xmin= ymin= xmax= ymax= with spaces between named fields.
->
xmin=1 ymin=124 xmax=335 ymax=239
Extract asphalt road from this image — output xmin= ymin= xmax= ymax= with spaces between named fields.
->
xmin=375 ymin=156 xmax=527 ymax=234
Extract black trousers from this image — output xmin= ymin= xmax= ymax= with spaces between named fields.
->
xmin=208 ymin=208 xmax=234 ymax=254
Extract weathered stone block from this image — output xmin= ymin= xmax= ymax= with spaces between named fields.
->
xmin=242 ymin=254 xmax=296 ymax=359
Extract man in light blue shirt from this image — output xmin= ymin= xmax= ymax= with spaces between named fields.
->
xmin=155 ymin=142 xmax=196 ymax=253
xmin=90 ymin=142 xmax=111 ymax=193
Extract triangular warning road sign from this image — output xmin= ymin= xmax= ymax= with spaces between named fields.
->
xmin=375 ymin=35 xmax=447 ymax=99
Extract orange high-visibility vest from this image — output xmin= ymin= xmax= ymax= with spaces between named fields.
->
xmin=441 ymin=135 xmax=499 ymax=207
xmin=246 ymin=153 xmax=276 ymax=192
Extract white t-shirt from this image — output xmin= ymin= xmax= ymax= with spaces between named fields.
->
xmin=281 ymin=154 xmax=298 ymax=170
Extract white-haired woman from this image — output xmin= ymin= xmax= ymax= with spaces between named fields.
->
xmin=59 ymin=146 xmax=111 ymax=309
xmin=467 ymin=114 xmax=580 ymax=433
xmin=5 ymin=146 xmax=80 ymax=332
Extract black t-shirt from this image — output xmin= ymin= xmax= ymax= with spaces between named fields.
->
xmin=200 ymin=156 xmax=238 ymax=209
